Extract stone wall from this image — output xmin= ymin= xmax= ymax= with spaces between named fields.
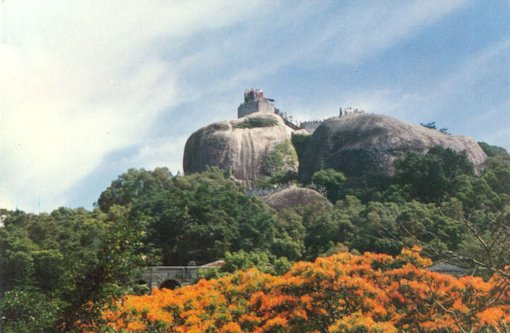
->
xmin=237 ymin=99 xmax=276 ymax=118
xmin=140 ymin=266 xmax=201 ymax=289
xmin=300 ymin=120 xmax=323 ymax=133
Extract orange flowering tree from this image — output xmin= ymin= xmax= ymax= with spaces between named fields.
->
xmin=97 ymin=247 xmax=509 ymax=332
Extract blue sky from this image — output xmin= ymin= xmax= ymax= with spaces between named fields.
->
xmin=1 ymin=0 xmax=510 ymax=212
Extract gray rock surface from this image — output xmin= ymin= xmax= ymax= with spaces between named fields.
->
xmin=300 ymin=113 xmax=487 ymax=181
xmin=183 ymin=112 xmax=298 ymax=186
xmin=261 ymin=185 xmax=331 ymax=211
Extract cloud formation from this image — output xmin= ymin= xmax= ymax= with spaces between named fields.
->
xmin=0 ymin=1 xmax=262 ymax=210
xmin=2 ymin=0 xmax=505 ymax=212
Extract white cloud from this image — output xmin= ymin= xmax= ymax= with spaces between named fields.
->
xmin=286 ymin=0 xmax=469 ymax=65
xmin=0 ymin=0 xmax=474 ymax=212
xmin=166 ymin=0 xmax=470 ymax=94
xmin=0 ymin=0 xmax=264 ymax=211
xmin=0 ymin=41 xmax=178 ymax=211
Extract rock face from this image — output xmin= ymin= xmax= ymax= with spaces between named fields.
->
xmin=261 ymin=186 xmax=331 ymax=211
xmin=299 ymin=113 xmax=487 ymax=181
xmin=183 ymin=112 xmax=298 ymax=186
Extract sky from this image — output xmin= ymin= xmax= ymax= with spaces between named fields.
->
xmin=1 ymin=0 xmax=510 ymax=212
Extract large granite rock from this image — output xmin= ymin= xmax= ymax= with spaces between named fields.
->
xmin=299 ymin=113 xmax=487 ymax=181
xmin=261 ymin=186 xmax=331 ymax=211
xmin=183 ymin=112 xmax=298 ymax=187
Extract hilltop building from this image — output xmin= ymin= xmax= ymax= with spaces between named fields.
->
xmin=237 ymin=88 xmax=366 ymax=134
xmin=339 ymin=106 xmax=365 ymax=116
xmin=237 ymin=89 xmax=277 ymax=118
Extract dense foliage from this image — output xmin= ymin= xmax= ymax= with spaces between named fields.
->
xmin=95 ymin=147 xmax=510 ymax=275
xmin=310 ymin=168 xmax=346 ymax=202
xmin=299 ymin=146 xmax=510 ymax=274
xmin=198 ymin=250 xmax=292 ymax=279
xmin=0 ymin=206 xmax=148 ymax=332
xmin=1 ymin=143 xmax=510 ymax=332
xmin=98 ymin=168 xmax=294 ymax=265
xmin=392 ymin=146 xmax=474 ymax=202
xmin=98 ymin=248 xmax=510 ymax=332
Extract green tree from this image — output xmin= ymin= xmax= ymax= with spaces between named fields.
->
xmin=98 ymin=168 xmax=294 ymax=265
xmin=311 ymin=168 xmax=346 ymax=203
xmin=420 ymin=121 xmax=449 ymax=134
xmin=478 ymin=141 xmax=508 ymax=157
xmin=97 ymin=167 xmax=173 ymax=212
xmin=270 ymin=208 xmax=306 ymax=260
xmin=59 ymin=206 xmax=148 ymax=331
xmin=300 ymin=200 xmax=354 ymax=259
xmin=393 ymin=146 xmax=474 ymax=202
xmin=0 ymin=288 xmax=62 ymax=333
xmin=199 ymin=250 xmax=292 ymax=280
xmin=0 ymin=206 xmax=148 ymax=332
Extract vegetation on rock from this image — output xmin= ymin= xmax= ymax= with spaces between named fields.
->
xmin=183 ymin=114 xmax=295 ymax=187
xmin=264 ymin=140 xmax=297 ymax=173
xmin=234 ymin=117 xmax=278 ymax=129
xmin=298 ymin=114 xmax=487 ymax=182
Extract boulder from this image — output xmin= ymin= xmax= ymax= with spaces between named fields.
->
xmin=299 ymin=113 xmax=487 ymax=181
xmin=261 ymin=185 xmax=331 ymax=211
xmin=183 ymin=112 xmax=298 ymax=186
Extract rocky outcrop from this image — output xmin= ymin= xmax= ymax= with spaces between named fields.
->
xmin=183 ymin=112 xmax=298 ymax=186
xmin=261 ymin=186 xmax=331 ymax=211
xmin=299 ymin=113 xmax=487 ymax=181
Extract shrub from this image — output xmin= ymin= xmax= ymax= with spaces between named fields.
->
xmin=234 ymin=117 xmax=278 ymax=129
xmin=99 ymin=247 xmax=509 ymax=332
